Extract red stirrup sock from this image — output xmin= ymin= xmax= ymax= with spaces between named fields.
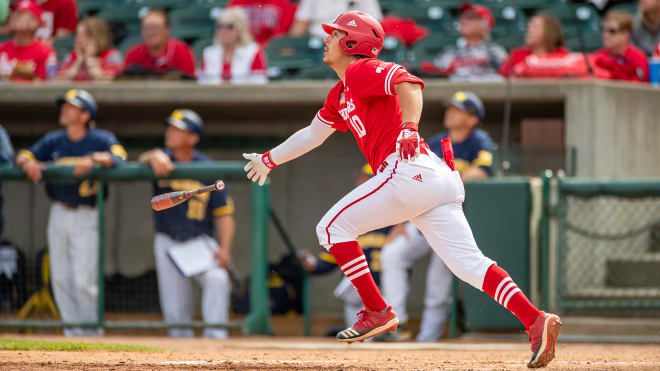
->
xmin=329 ymin=241 xmax=387 ymax=312
xmin=482 ymin=264 xmax=540 ymax=329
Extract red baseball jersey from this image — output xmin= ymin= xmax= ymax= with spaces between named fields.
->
xmin=58 ymin=48 xmax=123 ymax=81
xmin=316 ymin=59 xmax=426 ymax=171
xmin=123 ymin=38 xmax=196 ymax=77
xmin=0 ymin=39 xmax=57 ymax=81
xmin=35 ymin=0 xmax=78 ymax=40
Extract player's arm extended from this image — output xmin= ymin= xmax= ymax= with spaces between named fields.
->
xmin=243 ymin=118 xmax=335 ymax=185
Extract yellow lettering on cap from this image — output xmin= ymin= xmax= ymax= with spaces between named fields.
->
xmin=65 ymin=89 xmax=78 ymax=99
xmin=453 ymin=91 xmax=467 ymax=102
xmin=171 ymin=110 xmax=184 ymax=121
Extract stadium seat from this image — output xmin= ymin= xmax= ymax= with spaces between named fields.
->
xmin=502 ymin=0 xmax=562 ymax=13
xmin=415 ymin=0 xmax=464 ymax=11
xmin=169 ymin=3 xmax=222 ymax=40
xmin=78 ymin=0 xmax=119 ymax=17
xmin=405 ymin=34 xmax=455 ymax=72
xmin=117 ymin=34 xmax=143 ymax=55
xmin=264 ymin=36 xmax=323 ymax=80
xmin=97 ymin=4 xmax=147 ymax=37
xmin=609 ymin=2 xmax=638 ymax=15
xmin=387 ymin=5 xmax=455 ymax=34
xmin=489 ymin=5 xmax=527 ymax=39
xmin=493 ymin=33 xmax=525 ymax=51
xmin=125 ymin=0 xmax=188 ymax=9
xmin=379 ymin=36 xmax=407 ymax=64
xmin=380 ymin=0 xmax=407 ymax=14
xmin=52 ymin=35 xmax=75 ymax=63
xmin=564 ymin=32 xmax=603 ymax=53
xmin=191 ymin=36 xmax=213 ymax=65
xmin=295 ymin=63 xmax=337 ymax=80
xmin=538 ymin=3 xmax=601 ymax=38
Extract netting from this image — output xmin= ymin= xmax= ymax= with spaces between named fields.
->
xmin=558 ymin=189 xmax=660 ymax=309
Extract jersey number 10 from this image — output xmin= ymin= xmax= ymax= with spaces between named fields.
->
xmin=349 ymin=115 xmax=366 ymax=138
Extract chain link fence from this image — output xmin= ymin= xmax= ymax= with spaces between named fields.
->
xmin=553 ymin=179 xmax=660 ymax=312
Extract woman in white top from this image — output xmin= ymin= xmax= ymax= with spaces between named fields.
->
xmin=198 ymin=7 xmax=267 ymax=84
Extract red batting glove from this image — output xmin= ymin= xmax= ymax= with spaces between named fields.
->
xmin=396 ymin=122 xmax=420 ymax=162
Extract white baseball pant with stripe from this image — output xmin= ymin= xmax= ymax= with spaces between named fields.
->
xmin=381 ymin=222 xmax=453 ymax=341
xmin=154 ymin=233 xmax=231 ymax=338
xmin=315 ymin=152 xmax=495 ymax=309
xmin=47 ymin=202 xmax=102 ymax=336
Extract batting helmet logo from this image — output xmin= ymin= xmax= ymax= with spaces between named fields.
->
xmin=322 ymin=11 xmax=384 ymax=58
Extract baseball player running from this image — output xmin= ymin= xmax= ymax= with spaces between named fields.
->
xmin=381 ymin=91 xmax=494 ymax=342
xmin=242 ymin=11 xmax=561 ymax=368
xmin=15 ymin=89 xmax=127 ymax=336
xmin=138 ymin=109 xmax=235 ymax=338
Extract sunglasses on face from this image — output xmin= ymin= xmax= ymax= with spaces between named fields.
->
xmin=217 ymin=23 xmax=235 ymax=30
xmin=602 ymin=26 xmax=621 ymax=34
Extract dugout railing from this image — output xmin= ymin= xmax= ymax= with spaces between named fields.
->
xmin=540 ymin=172 xmax=660 ymax=313
xmin=0 ymin=162 xmax=311 ymax=335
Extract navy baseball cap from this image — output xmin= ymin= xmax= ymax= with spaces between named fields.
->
xmin=448 ymin=91 xmax=485 ymax=120
xmin=165 ymin=109 xmax=203 ymax=136
xmin=57 ymin=89 xmax=98 ymax=119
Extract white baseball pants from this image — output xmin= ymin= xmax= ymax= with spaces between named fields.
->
xmin=154 ymin=233 xmax=231 ymax=339
xmin=316 ymin=152 xmax=494 ymax=300
xmin=47 ymin=202 xmax=102 ymax=336
xmin=381 ymin=221 xmax=453 ymax=341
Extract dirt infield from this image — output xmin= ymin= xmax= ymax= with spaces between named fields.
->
xmin=1 ymin=335 xmax=659 ymax=370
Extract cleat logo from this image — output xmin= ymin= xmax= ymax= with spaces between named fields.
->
xmin=413 ymin=174 xmax=423 ymax=182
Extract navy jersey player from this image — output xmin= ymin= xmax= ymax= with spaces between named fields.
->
xmin=381 ymin=91 xmax=493 ymax=342
xmin=299 ymin=165 xmax=391 ymax=328
xmin=0 ymin=125 xmax=14 ymax=238
xmin=15 ymin=89 xmax=127 ymax=336
xmin=138 ymin=109 xmax=235 ymax=339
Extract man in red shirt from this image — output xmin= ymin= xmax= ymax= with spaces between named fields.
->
xmin=227 ymin=0 xmax=297 ymax=45
xmin=0 ymin=0 xmax=57 ymax=81
xmin=592 ymin=11 xmax=649 ymax=82
xmin=123 ymin=9 xmax=195 ymax=79
xmin=34 ymin=0 xmax=78 ymax=42
xmin=242 ymin=11 xmax=561 ymax=369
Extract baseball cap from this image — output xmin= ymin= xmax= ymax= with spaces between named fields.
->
xmin=459 ymin=3 xmax=495 ymax=29
xmin=448 ymin=91 xmax=485 ymax=120
xmin=57 ymin=89 xmax=98 ymax=119
xmin=165 ymin=109 xmax=203 ymax=136
xmin=12 ymin=0 xmax=42 ymax=23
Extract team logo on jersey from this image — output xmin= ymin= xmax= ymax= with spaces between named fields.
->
xmin=338 ymin=98 xmax=356 ymax=120
xmin=413 ymin=174 xmax=423 ymax=182
xmin=346 ymin=20 xmax=358 ymax=27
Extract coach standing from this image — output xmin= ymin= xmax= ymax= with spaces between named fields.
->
xmin=15 ymin=89 xmax=127 ymax=336
xmin=138 ymin=109 xmax=235 ymax=338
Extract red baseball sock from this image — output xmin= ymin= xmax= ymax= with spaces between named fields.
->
xmin=482 ymin=264 xmax=539 ymax=329
xmin=329 ymin=241 xmax=387 ymax=312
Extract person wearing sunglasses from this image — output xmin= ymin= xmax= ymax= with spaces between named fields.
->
xmin=592 ymin=11 xmax=649 ymax=82
xmin=198 ymin=6 xmax=267 ymax=85
xmin=433 ymin=3 xmax=508 ymax=81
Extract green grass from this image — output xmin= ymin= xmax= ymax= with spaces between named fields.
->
xmin=0 ymin=339 xmax=163 ymax=352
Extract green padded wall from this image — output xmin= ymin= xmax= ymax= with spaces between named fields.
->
xmin=462 ymin=178 xmax=531 ymax=330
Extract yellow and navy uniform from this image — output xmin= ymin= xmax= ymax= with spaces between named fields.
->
xmin=427 ymin=129 xmax=494 ymax=175
xmin=310 ymin=226 xmax=391 ymax=286
xmin=153 ymin=149 xmax=234 ymax=241
xmin=18 ymin=128 xmax=127 ymax=206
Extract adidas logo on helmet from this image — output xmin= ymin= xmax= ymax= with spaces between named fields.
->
xmin=346 ymin=20 xmax=357 ymax=27
xmin=321 ymin=11 xmax=385 ymax=58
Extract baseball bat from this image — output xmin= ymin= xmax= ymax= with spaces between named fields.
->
xmin=151 ymin=180 xmax=225 ymax=211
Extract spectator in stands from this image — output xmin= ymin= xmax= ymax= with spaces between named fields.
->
xmin=227 ymin=0 xmax=297 ymax=45
xmin=655 ymin=39 xmax=660 ymax=56
xmin=34 ymin=0 xmax=78 ymax=43
xmin=57 ymin=17 xmax=122 ymax=81
xmin=122 ymin=9 xmax=195 ymax=79
xmin=592 ymin=11 xmax=649 ymax=82
xmin=632 ymin=0 xmax=660 ymax=56
xmin=289 ymin=0 xmax=382 ymax=39
xmin=433 ymin=3 xmax=507 ymax=81
xmin=198 ymin=6 xmax=267 ymax=84
xmin=0 ymin=1 xmax=57 ymax=81
xmin=499 ymin=14 xmax=589 ymax=78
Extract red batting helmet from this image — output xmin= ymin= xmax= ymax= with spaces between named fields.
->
xmin=322 ymin=11 xmax=384 ymax=58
